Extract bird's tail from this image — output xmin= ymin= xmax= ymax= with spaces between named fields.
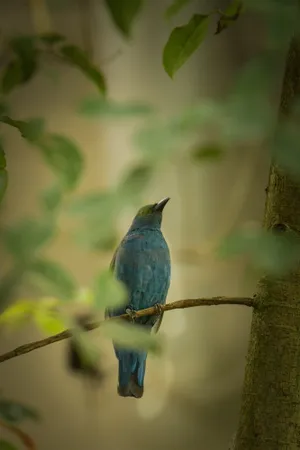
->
xmin=116 ymin=349 xmax=147 ymax=398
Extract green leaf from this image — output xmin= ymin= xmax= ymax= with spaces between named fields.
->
xmin=66 ymin=191 xmax=116 ymax=219
xmin=60 ymin=45 xmax=106 ymax=95
xmin=101 ymin=320 xmax=162 ymax=354
xmin=93 ymin=268 xmax=127 ymax=310
xmin=1 ymin=60 xmax=23 ymax=94
xmin=0 ymin=398 xmax=39 ymax=424
xmin=0 ymin=169 xmax=8 ymax=204
xmin=2 ymin=36 xmax=38 ymax=93
xmin=2 ymin=219 xmax=54 ymax=261
xmin=163 ymin=14 xmax=210 ymax=78
xmin=219 ymin=226 xmax=300 ymax=275
xmin=0 ymin=300 xmax=37 ymax=327
xmin=40 ymin=184 xmax=63 ymax=213
xmin=117 ymin=163 xmax=153 ymax=204
xmin=36 ymin=133 xmax=84 ymax=190
xmin=104 ymin=0 xmax=143 ymax=37
xmin=79 ymin=97 xmax=155 ymax=118
xmin=0 ymin=440 xmax=17 ymax=450
xmin=164 ymin=0 xmax=193 ymax=19
xmin=39 ymin=32 xmax=66 ymax=46
xmin=272 ymin=123 xmax=300 ymax=179
xmin=191 ymin=144 xmax=223 ymax=161
xmin=74 ymin=220 xmax=118 ymax=251
xmin=34 ymin=310 xmax=66 ymax=335
xmin=215 ymin=0 xmax=244 ymax=35
xmin=0 ymin=101 xmax=9 ymax=116
xmin=0 ymin=116 xmax=45 ymax=142
xmin=27 ymin=258 xmax=76 ymax=301
xmin=0 ymin=142 xmax=6 ymax=169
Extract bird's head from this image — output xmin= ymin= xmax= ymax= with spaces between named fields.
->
xmin=130 ymin=197 xmax=170 ymax=231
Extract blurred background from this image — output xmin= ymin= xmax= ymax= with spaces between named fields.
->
xmin=0 ymin=0 xmax=285 ymax=449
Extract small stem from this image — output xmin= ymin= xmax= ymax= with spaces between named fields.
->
xmin=0 ymin=296 xmax=254 ymax=364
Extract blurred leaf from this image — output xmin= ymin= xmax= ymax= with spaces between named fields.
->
xmin=0 ymin=142 xmax=5 ymax=169
xmin=74 ymin=220 xmax=118 ymax=251
xmin=79 ymin=97 xmax=155 ymax=118
xmin=215 ymin=0 xmax=244 ymax=35
xmin=101 ymin=320 xmax=162 ymax=354
xmin=164 ymin=0 xmax=193 ymax=19
xmin=0 ymin=116 xmax=45 ymax=142
xmin=0 ymin=164 xmax=8 ymax=204
xmin=0 ymin=268 xmax=24 ymax=313
xmin=2 ymin=36 xmax=38 ymax=93
xmin=191 ymin=144 xmax=223 ymax=161
xmin=0 ymin=398 xmax=39 ymax=424
xmin=0 ymin=101 xmax=9 ymax=116
xmin=0 ymin=441 xmax=17 ymax=450
xmin=60 ymin=45 xmax=106 ymax=95
xmin=66 ymin=191 xmax=116 ymax=219
xmin=272 ymin=123 xmax=300 ymax=179
xmin=39 ymin=32 xmax=66 ymax=45
xmin=93 ymin=268 xmax=127 ymax=310
xmin=1 ymin=61 xmax=23 ymax=94
xmin=222 ymin=56 xmax=275 ymax=142
xmin=0 ymin=300 xmax=36 ymax=327
xmin=118 ymin=163 xmax=153 ymax=201
xmin=75 ymin=287 xmax=94 ymax=305
xmin=104 ymin=0 xmax=143 ymax=37
xmin=71 ymin=328 xmax=100 ymax=369
xmin=36 ymin=133 xmax=84 ymax=190
xmin=34 ymin=310 xmax=66 ymax=335
xmin=27 ymin=258 xmax=76 ymax=301
xmin=2 ymin=219 xmax=54 ymax=261
xmin=163 ymin=14 xmax=210 ymax=78
xmin=40 ymin=184 xmax=63 ymax=213
xmin=219 ymin=225 xmax=300 ymax=275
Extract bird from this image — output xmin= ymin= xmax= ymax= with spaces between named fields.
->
xmin=105 ymin=197 xmax=171 ymax=398
xmin=67 ymin=197 xmax=171 ymax=398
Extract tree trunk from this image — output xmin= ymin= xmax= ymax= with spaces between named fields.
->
xmin=234 ymin=37 xmax=300 ymax=450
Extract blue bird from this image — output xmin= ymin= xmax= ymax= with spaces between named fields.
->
xmin=105 ymin=197 xmax=171 ymax=398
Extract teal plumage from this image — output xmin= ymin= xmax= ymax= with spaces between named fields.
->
xmin=106 ymin=197 xmax=171 ymax=398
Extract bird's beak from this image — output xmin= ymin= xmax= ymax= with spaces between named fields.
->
xmin=154 ymin=197 xmax=170 ymax=212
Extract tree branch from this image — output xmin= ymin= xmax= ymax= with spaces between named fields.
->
xmin=0 ymin=297 xmax=254 ymax=364
xmin=0 ymin=419 xmax=36 ymax=450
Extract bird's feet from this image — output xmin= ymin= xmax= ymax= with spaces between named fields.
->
xmin=126 ymin=307 xmax=137 ymax=323
xmin=154 ymin=303 xmax=164 ymax=315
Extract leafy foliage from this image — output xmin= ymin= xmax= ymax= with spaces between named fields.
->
xmin=101 ymin=320 xmax=162 ymax=354
xmin=60 ymin=45 xmax=106 ymax=94
xmin=219 ymin=225 xmax=300 ymax=275
xmin=163 ymin=14 xmax=210 ymax=78
xmin=79 ymin=97 xmax=155 ymax=118
xmin=164 ymin=0 xmax=193 ymax=19
xmin=0 ymin=398 xmax=39 ymax=424
xmin=1 ymin=219 xmax=55 ymax=262
xmin=104 ymin=0 xmax=144 ymax=37
xmin=215 ymin=0 xmax=244 ymax=35
xmin=93 ymin=269 xmax=127 ymax=310
xmin=27 ymin=258 xmax=77 ymax=301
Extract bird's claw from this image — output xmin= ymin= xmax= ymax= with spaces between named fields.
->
xmin=154 ymin=303 xmax=164 ymax=315
xmin=126 ymin=308 xmax=137 ymax=322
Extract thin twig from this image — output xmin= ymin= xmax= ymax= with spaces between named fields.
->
xmin=0 ymin=297 xmax=253 ymax=364
xmin=0 ymin=419 xmax=36 ymax=450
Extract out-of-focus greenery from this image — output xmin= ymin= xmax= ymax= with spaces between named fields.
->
xmin=0 ymin=0 xmax=300 ymax=445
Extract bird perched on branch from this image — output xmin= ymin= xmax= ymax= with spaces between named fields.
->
xmin=106 ymin=197 xmax=171 ymax=398
xmin=67 ymin=197 xmax=171 ymax=399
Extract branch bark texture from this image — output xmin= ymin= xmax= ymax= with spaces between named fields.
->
xmin=235 ymin=36 xmax=300 ymax=450
xmin=0 ymin=296 xmax=253 ymax=364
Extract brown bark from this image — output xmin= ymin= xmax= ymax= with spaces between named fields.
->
xmin=235 ymin=37 xmax=300 ymax=450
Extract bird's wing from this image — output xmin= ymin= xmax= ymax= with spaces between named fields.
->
xmin=104 ymin=243 xmax=121 ymax=320
xmin=112 ymin=234 xmax=170 ymax=329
